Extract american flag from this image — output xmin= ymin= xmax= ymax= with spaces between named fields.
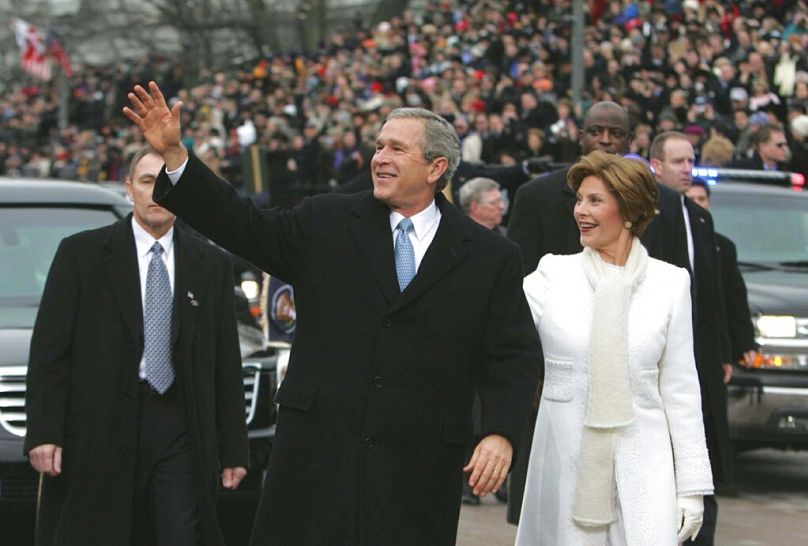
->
xmin=47 ymin=28 xmax=74 ymax=78
xmin=13 ymin=19 xmax=51 ymax=81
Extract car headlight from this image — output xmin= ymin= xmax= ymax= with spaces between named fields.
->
xmin=755 ymin=315 xmax=808 ymax=338
xmin=756 ymin=315 xmax=797 ymax=338
xmin=752 ymin=315 xmax=808 ymax=370
xmin=241 ymin=279 xmax=260 ymax=300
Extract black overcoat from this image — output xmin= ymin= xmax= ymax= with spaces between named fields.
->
xmin=684 ymin=199 xmax=734 ymax=486
xmin=716 ymin=232 xmax=757 ymax=360
xmin=154 ymin=155 xmax=541 ymax=546
xmin=24 ymin=217 xmax=248 ymax=546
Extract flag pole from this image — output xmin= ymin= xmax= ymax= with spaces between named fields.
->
xmin=57 ymin=65 xmax=69 ymax=130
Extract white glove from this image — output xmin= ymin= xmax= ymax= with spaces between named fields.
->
xmin=676 ymin=495 xmax=704 ymax=543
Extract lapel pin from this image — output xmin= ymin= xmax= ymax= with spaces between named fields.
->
xmin=187 ymin=291 xmax=199 ymax=307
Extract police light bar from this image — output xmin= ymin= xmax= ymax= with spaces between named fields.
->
xmin=692 ymin=167 xmax=804 ymax=190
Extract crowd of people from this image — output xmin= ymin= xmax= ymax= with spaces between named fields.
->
xmin=3 ymin=0 xmax=808 ymax=197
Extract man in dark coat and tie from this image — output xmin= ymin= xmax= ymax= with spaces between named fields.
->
xmin=25 ymin=146 xmax=249 ymax=546
xmin=123 ymin=82 xmax=540 ymax=546
xmin=651 ymin=131 xmax=734 ymax=546
xmin=686 ymin=179 xmax=759 ymax=369
xmin=505 ymin=101 xmax=687 ymax=524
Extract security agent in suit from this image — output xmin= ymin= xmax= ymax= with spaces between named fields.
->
xmin=505 ymin=101 xmax=687 ymax=524
xmin=686 ymin=179 xmax=759 ymax=369
xmin=726 ymin=124 xmax=791 ymax=172
xmin=651 ymin=131 xmax=734 ymax=546
xmin=123 ymin=83 xmax=540 ymax=546
xmin=25 ymin=147 xmax=248 ymax=546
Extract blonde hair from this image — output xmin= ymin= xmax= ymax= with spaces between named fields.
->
xmin=567 ymin=151 xmax=659 ymax=237
xmin=700 ymin=136 xmax=735 ymax=166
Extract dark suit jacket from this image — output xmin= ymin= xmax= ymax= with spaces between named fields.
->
xmin=716 ymin=233 xmax=757 ymax=361
xmin=25 ymin=217 xmax=248 ymax=546
xmin=727 ymin=152 xmax=787 ymax=171
xmin=683 ymin=198 xmax=734 ymax=486
xmin=154 ymin=154 xmax=541 ymax=546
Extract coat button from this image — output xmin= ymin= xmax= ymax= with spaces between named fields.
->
xmin=382 ymin=319 xmax=392 ymax=327
xmin=374 ymin=376 xmax=383 ymax=389
xmin=364 ymin=436 xmax=375 ymax=449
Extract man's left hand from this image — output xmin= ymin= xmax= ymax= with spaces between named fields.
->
xmin=723 ymin=363 xmax=733 ymax=384
xmin=221 ymin=467 xmax=247 ymax=490
xmin=462 ymin=434 xmax=512 ymax=497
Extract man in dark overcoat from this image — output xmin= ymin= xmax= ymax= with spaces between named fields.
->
xmin=651 ymin=131 xmax=734 ymax=545
xmin=123 ymin=82 xmax=540 ymax=546
xmin=25 ymin=147 xmax=249 ymax=545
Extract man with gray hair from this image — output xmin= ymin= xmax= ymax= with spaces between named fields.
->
xmin=124 ymin=82 xmax=540 ymax=546
xmin=458 ymin=177 xmax=506 ymax=234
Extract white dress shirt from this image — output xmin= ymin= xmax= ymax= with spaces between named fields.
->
xmin=389 ymin=201 xmax=441 ymax=271
xmin=132 ymin=217 xmax=175 ymax=379
xmin=680 ymin=195 xmax=695 ymax=272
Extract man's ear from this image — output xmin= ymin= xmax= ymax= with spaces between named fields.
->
xmin=427 ymin=157 xmax=449 ymax=186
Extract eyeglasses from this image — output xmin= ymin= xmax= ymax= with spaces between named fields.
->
xmin=479 ymin=198 xmax=505 ymax=206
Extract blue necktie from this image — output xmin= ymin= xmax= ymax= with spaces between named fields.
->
xmin=395 ymin=218 xmax=416 ymax=291
xmin=144 ymin=242 xmax=174 ymax=393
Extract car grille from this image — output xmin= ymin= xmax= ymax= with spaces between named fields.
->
xmin=0 ymin=365 xmax=263 ymax=437
xmin=242 ymin=362 xmax=262 ymax=426
xmin=0 ymin=366 xmax=27 ymax=437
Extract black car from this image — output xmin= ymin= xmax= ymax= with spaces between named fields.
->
xmin=0 ymin=178 xmax=277 ymax=510
xmin=708 ymin=180 xmax=808 ymax=451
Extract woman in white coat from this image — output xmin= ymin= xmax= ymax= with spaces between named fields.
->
xmin=515 ymin=151 xmax=713 ymax=545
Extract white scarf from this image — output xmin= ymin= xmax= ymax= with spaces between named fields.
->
xmin=572 ymin=237 xmax=649 ymax=527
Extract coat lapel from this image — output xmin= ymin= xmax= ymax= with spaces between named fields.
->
xmin=104 ymin=215 xmax=143 ymax=353
xmin=350 ymin=192 xmax=399 ymax=305
xmin=173 ymin=226 xmax=207 ymax=354
xmin=389 ymin=195 xmax=470 ymax=313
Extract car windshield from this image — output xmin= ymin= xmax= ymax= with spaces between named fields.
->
xmin=710 ymin=189 xmax=808 ymax=265
xmin=0 ymin=206 xmax=119 ymax=328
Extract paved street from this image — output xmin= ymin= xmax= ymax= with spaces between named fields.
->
xmin=457 ymin=448 xmax=808 ymax=545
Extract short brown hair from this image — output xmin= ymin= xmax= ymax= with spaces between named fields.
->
xmin=126 ymin=145 xmax=160 ymax=181
xmin=567 ymin=151 xmax=659 ymax=237
xmin=650 ymin=131 xmax=689 ymax=161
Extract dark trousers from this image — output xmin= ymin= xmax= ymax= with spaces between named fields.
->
xmin=685 ymin=494 xmax=717 ymax=545
xmin=133 ymin=383 xmax=201 ymax=546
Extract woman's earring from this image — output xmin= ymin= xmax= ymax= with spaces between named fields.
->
xmin=624 ymin=221 xmax=633 ymax=230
